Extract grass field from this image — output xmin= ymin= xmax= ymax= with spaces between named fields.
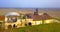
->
xmin=0 ymin=23 xmax=60 ymax=32
xmin=3 ymin=23 xmax=60 ymax=32
xmin=0 ymin=22 xmax=60 ymax=32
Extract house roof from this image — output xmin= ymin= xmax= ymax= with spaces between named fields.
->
xmin=5 ymin=12 xmax=20 ymax=16
xmin=26 ymin=13 xmax=52 ymax=20
xmin=0 ymin=16 xmax=5 ymax=20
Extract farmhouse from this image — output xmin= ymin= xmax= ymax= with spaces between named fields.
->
xmin=25 ymin=9 xmax=54 ymax=25
xmin=0 ymin=16 xmax=5 ymax=29
xmin=0 ymin=8 xmax=59 ymax=29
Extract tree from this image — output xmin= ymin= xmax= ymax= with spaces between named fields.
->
xmin=21 ymin=15 xmax=27 ymax=26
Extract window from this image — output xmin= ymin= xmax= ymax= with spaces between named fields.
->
xmin=8 ymin=17 xmax=17 ymax=23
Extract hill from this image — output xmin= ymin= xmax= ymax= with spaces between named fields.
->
xmin=2 ymin=23 xmax=60 ymax=32
xmin=0 ymin=8 xmax=60 ymax=19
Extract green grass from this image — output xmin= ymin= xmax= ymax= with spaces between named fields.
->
xmin=0 ymin=23 xmax=60 ymax=32
xmin=11 ymin=23 xmax=60 ymax=32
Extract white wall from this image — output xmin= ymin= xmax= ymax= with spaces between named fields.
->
xmin=44 ymin=19 xmax=54 ymax=24
xmin=32 ymin=20 xmax=42 ymax=25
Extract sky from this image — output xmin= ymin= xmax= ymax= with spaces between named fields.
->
xmin=0 ymin=0 xmax=60 ymax=8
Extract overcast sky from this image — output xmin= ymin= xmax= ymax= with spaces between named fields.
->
xmin=0 ymin=0 xmax=60 ymax=8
